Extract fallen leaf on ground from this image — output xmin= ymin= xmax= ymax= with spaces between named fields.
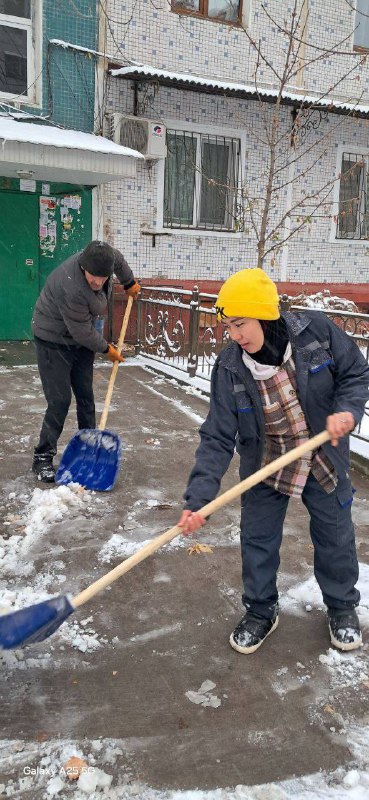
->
xmin=36 ymin=732 xmax=49 ymax=742
xmin=64 ymin=756 xmax=87 ymax=781
xmin=187 ymin=543 xmax=214 ymax=555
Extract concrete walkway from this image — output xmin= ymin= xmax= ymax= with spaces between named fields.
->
xmin=0 ymin=344 xmax=369 ymax=796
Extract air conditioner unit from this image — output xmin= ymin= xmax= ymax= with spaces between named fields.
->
xmin=111 ymin=114 xmax=167 ymax=159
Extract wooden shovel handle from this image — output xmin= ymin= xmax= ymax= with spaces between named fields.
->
xmin=99 ymin=296 xmax=134 ymax=432
xmin=73 ymin=429 xmax=330 ymax=608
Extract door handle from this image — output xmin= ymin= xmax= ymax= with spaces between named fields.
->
xmin=25 ymin=259 xmax=37 ymax=280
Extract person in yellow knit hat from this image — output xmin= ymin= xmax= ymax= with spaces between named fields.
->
xmin=177 ymin=268 xmax=369 ymax=654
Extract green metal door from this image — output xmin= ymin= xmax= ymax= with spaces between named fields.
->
xmin=0 ymin=192 xmax=40 ymax=340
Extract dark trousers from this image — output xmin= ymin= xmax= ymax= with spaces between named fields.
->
xmin=34 ymin=337 xmax=96 ymax=459
xmin=240 ymin=472 xmax=359 ymax=619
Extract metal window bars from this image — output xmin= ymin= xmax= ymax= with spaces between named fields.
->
xmin=164 ymin=130 xmax=241 ymax=231
xmin=337 ymin=153 xmax=369 ymax=239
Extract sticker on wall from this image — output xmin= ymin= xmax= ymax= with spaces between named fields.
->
xmin=39 ymin=196 xmax=57 ymax=257
xmin=61 ymin=195 xmax=82 ymax=211
xmin=20 ymin=179 xmax=36 ymax=192
xmin=60 ymin=194 xmax=82 ymax=246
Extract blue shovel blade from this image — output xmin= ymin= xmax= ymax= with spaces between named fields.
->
xmin=0 ymin=596 xmax=75 ymax=649
xmin=55 ymin=428 xmax=121 ymax=491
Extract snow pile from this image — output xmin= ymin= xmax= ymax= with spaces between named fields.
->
xmin=0 ymin=484 xmax=89 ymax=576
xmin=0 ymin=737 xmax=121 ymax=798
xmin=24 ymin=484 xmax=88 ymax=540
xmin=58 ymin=618 xmax=104 ymax=653
xmin=289 ymin=290 xmax=360 ymax=313
xmin=0 ymin=482 xmax=115 ymax=658
xmin=0 ymin=574 xmax=61 ymax=616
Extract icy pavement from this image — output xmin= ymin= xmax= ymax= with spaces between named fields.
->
xmin=1 ymin=349 xmax=369 ymax=798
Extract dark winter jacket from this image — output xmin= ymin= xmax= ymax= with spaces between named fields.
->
xmin=184 ymin=311 xmax=369 ymax=512
xmin=31 ymin=249 xmax=135 ymax=352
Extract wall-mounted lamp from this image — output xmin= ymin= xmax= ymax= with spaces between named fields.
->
xmin=16 ymin=170 xmax=35 ymax=179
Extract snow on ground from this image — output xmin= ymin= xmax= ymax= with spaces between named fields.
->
xmin=0 ymin=484 xmax=90 ymax=577
xmin=98 ymin=532 xmax=154 ymax=562
xmin=0 ymin=484 xmax=112 ymax=657
xmin=1 ymin=726 xmax=369 ymax=798
xmin=129 ymin=355 xmax=212 ymax=397
xmin=98 ymin=520 xmax=241 ymax=563
xmin=134 ymin=376 xmax=206 ymax=425
xmin=281 ymin=563 xmax=369 ymax=628
xmin=1 ymin=360 xmax=369 ymax=797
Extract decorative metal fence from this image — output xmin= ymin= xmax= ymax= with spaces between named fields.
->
xmin=136 ymin=285 xmax=369 ymax=443
xmin=135 ymin=284 xmax=227 ymax=378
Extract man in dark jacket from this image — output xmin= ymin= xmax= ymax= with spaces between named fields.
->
xmin=31 ymin=240 xmax=140 ymax=482
xmin=177 ymin=268 xmax=369 ymax=654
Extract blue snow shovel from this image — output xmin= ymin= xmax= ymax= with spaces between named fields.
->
xmin=0 ymin=431 xmax=330 ymax=649
xmin=55 ymin=297 xmax=133 ymax=491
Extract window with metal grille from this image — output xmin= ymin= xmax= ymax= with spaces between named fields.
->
xmin=171 ymin=0 xmax=242 ymax=25
xmin=163 ymin=130 xmax=241 ymax=231
xmin=336 ymin=153 xmax=369 ymax=239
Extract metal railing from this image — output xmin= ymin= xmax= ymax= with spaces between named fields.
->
xmin=136 ymin=285 xmax=369 ymax=442
xmin=135 ymin=285 xmax=227 ymax=378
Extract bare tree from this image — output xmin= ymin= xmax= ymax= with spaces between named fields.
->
xmin=229 ymin=0 xmax=369 ymax=268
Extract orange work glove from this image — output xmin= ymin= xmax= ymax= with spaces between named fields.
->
xmin=106 ymin=344 xmax=125 ymax=364
xmin=125 ymin=281 xmax=141 ymax=300
xmin=177 ymin=509 xmax=206 ymax=536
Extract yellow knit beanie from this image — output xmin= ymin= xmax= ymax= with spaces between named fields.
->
xmin=215 ymin=268 xmax=280 ymax=321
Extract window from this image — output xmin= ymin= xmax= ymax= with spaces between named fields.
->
xmin=163 ymin=129 xmax=241 ymax=231
xmin=336 ymin=153 xmax=369 ymax=239
xmin=0 ymin=0 xmax=40 ymax=102
xmin=172 ymin=0 xmax=243 ymax=25
xmin=353 ymin=0 xmax=369 ymax=51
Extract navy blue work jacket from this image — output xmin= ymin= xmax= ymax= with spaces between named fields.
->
xmin=184 ymin=311 xmax=369 ymax=512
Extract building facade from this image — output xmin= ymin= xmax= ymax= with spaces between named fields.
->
xmin=0 ymin=0 xmax=140 ymax=340
xmin=101 ymin=0 xmax=369 ymax=306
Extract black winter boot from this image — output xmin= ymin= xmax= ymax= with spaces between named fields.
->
xmin=328 ymin=607 xmax=362 ymax=651
xmin=32 ymin=455 xmax=56 ymax=483
xmin=230 ymin=610 xmax=279 ymax=654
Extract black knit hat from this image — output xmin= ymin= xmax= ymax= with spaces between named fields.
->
xmin=79 ymin=240 xmax=115 ymax=277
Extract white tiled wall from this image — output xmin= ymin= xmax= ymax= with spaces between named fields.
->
xmin=106 ymin=0 xmax=369 ymax=101
xmin=103 ymin=0 xmax=369 ymax=284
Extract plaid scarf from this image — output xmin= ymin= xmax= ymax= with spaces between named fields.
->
xmin=257 ymin=357 xmax=337 ymax=497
